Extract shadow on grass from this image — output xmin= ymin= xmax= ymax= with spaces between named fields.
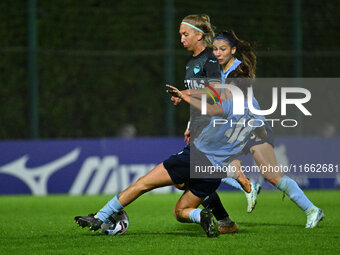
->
xmin=74 ymin=224 xmax=207 ymax=238
xmin=74 ymin=231 xmax=204 ymax=238
xmin=238 ymin=221 xmax=303 ymax=228
xmin=70 ymin=221 xmax=314 ymax=239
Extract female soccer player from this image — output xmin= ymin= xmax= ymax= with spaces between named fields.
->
xmin=171 ymin=14 xmax=251 ymax=233
xmin=207 ymin=30 xmax=324 ymax=228
xmin=75 ymin=67 xmax=264 ymax=238
xmin=75 ymin=14 xmax=228 ymax=238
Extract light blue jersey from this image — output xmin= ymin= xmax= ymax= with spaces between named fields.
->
xmin=193 ymin=98 xmax=265 ymax=167
xmin=221 ymin=58 xmax=242 ymax=84
xmin=221 ymin=58 xmax=262 ymax=111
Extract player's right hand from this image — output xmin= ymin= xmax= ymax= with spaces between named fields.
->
xmin=171 ymin=96 xmax=182 ymax=105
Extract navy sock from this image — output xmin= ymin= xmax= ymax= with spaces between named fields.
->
xmin=202 ymin=191 xmax=229 ymax=220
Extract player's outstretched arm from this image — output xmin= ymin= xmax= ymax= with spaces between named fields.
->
xmin=166 ymin=85 xmax=223 ymax=116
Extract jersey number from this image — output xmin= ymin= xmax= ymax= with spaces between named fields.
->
xmin=224 ymin=117 xmax=252 ymax=144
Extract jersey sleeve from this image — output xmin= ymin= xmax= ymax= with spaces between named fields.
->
xmin=204 ymin=57 xmax=221 ymax=83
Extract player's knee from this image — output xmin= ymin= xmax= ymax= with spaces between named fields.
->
xmin=173 ymin=207 xmax=186 ymax=222
xmin=172 ymin=207 xmax=179 ymax=221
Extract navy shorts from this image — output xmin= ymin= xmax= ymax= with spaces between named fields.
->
xmin=242 ymin=124 xmax=275 ymax=154
xmin=163 ymin=145 xmax=221 ymax=198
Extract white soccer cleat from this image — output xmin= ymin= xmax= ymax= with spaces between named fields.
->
xmin=245 ymin=182 xmax=261 ymax=213
xmin=305 ymin=207 xmax=324 ymax=229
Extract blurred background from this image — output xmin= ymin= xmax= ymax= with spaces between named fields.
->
xmin=0 ymin=0 xmax=339 ymax=140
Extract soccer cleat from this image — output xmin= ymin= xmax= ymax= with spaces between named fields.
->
xmin=74 ymin=213 xmax=103 ymax=231
xmin=305 ymin=208 xmax=324 ymax=229
xmin=200 ymin=208 xmax=220 ymax=238
xmin=218 ymin=217 xmax=238 ymax=234
xmin=245 ymin=182 xmax=261 ymax=213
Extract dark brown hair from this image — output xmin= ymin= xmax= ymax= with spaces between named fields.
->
xmin=218 ymin=30 xmax=256 ymax=78
xmin=226 ymin=65 xmax=253 ymax=95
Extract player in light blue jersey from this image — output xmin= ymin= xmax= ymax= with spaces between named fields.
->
xmin=166 ymin=68 xmax=267 ymax=177
xmin=74 ymin=67 xmax=263 ymax=239
xmin=211 ymin=30 xmax=262 ymax=212
xmin=193 ymin=87 xmax=266 ymax=167
xmin=206 ymin=30 xmax=324 ymax=228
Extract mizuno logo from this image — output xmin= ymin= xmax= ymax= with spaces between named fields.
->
xmin=69 ymin=157 xmax=158 ymax=195
xmin=209 ymin=60 xmax=217 ymax=63
xmin=0 ymin=148 xmax=80 ymax=195
xmin=0 ymin=149 xmax=163 ymax=195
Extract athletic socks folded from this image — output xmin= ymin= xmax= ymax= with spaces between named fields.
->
xmin=189 ymin=208 xmax=202 ymax=223
xmin=96 ymin=194 xmax=124 ymax=222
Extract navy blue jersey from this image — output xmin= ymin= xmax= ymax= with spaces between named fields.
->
xmin=184 ymin=48 xmax=221 ymax=138
xmin=184 ymin=48 xmax=221 ymax=89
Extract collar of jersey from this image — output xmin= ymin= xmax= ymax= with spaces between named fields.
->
xmin=222 ymin=58 xmax=242 ymax=74
xmin=192 ymin=47 xmax=208 ymax=59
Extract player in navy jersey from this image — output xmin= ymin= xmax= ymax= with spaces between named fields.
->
xmin=183 ymin=47 xmax=220 ymax=89
xmin=206 ymin=30 xmax=324 ymax=228
xmin=171 ymin=14 xmax=254 ymax=233
xmin=174 ymin=14 xmax=221 ymax=143
xmin=74 ymin=65 xmax=264 ymax=238
xmin=74 ymin=15 xmax=232 ymax=238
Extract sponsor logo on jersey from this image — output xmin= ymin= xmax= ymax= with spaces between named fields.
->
xmin=184 ymin=79 xmax=206 ymax=89
xmin=193 ymin=64 xmax=200 ymax=74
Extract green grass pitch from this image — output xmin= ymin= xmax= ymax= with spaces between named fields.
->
xmin=1 ymin=191 xmax=339 ymax=255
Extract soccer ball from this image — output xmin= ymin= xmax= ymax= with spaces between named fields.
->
xmin=100 ymin=210 xmax=129 ymax=236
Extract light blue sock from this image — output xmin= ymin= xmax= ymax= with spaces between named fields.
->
xmin=189 ymin=208 xmax=202 ymax=224
xmin=276 ymin=176 xmax=314 ymax=213
xmin=221 ymin=177 xmax=244 ymax=191
xmin=96 ymin=195 xmax=124 ymax=222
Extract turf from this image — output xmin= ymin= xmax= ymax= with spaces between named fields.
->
xmin=1 ymin=191 xmax=339 ymax=255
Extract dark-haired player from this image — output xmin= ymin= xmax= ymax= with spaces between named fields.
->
xmin=208 ymin=30 xmax=324 ymax=228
